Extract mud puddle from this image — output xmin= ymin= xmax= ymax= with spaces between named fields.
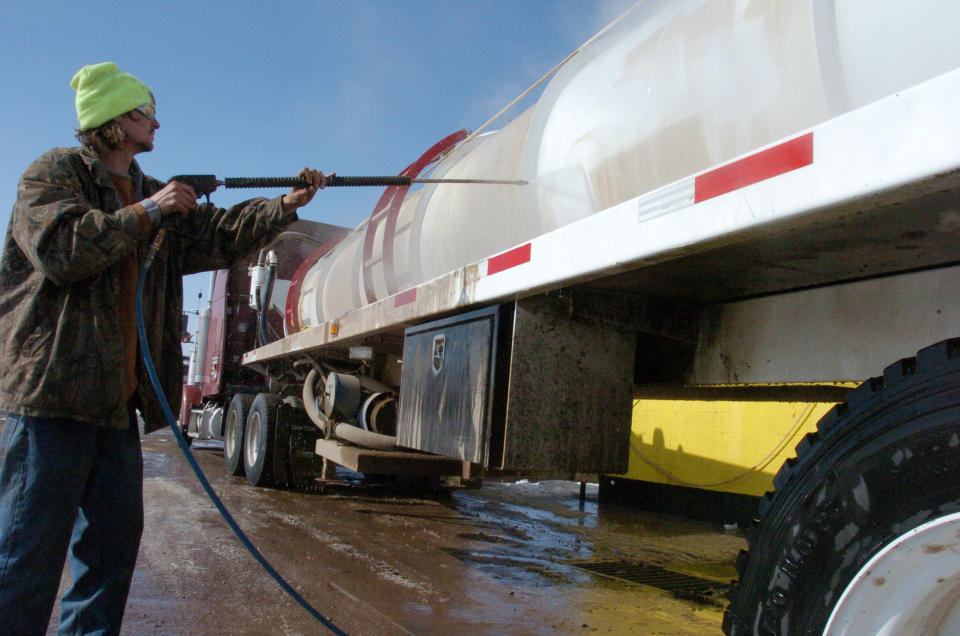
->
xmin=43 ymin=429 xmax=744 ymax=634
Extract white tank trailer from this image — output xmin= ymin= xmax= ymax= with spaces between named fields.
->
xmin=292 ymin=0 xmax=960 ymax=330
xmin=183 ymin=2 xmax=960 ymax=633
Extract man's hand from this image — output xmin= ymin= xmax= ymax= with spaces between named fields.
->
xmin=149 ymin=181 xmax=197 ymax=217
xmin=281 ymin=167 xmax=329 ymax=213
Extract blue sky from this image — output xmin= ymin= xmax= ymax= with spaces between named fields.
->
xmin=0 ymin=0 xmax=632 ymax=326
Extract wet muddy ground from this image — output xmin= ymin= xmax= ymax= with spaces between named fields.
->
xmin=47 ymin=428 xmax=746 ymax=634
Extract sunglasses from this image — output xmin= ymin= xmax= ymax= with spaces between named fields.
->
xmin=133 ymin=102 xmax=156 ymax=121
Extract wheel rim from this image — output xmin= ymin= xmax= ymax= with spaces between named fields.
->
xmin=225 ymin=411 xmax=238 ymax=457
xmin=246 ymin=411 xmax=262 ymax=469
xmin=825 ymin=511 xmax=960 ymax=635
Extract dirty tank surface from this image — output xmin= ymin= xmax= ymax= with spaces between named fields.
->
xmin=43 ymin=429 xmax=745 ymax=635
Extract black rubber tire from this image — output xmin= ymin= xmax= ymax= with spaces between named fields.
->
xmin=224 ymin=393 xmax=253 ymax=476
xmin=723 ymin=338 xmax=960 ymax=635
xmin=243 ymin=393 xmax=281 ymax=487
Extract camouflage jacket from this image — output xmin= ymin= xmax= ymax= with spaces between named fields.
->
xmin=0 ymin=146 xmax=298 ymax=432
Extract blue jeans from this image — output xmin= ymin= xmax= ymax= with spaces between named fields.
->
xmin=0 ymin=413 xmax=143 ymax=636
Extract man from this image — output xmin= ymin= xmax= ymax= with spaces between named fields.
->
xmin=0 ymin=62 xmax=327 ymax=635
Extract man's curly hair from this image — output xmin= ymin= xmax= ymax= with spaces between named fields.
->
xmin=75 ymin=118 xmax=126 ymax=153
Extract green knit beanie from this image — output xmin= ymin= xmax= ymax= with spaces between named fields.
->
xmin=70 ymin=62 xmax=153 ymax=130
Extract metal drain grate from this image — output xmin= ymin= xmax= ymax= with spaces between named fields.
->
xmin=568 ymin=559 xmax=730 ymax=606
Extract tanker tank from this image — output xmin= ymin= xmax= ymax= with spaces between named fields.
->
xmin=289 ymin=0 xmax=960 ymax=335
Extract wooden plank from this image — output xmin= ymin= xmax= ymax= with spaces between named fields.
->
xmin=315 ymin=439 xmax=468 ymax=476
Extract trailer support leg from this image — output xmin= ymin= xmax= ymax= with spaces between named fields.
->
xmin=321 ymin=457 xmax=336 ymax=481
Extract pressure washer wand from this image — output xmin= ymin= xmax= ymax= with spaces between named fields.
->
xmin=224 ymin=175 xmax=528 ymax=188
xmin=171 ymin=174 xmax=527 ymax=200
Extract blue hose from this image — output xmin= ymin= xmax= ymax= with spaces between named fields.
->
xmin=136 ymin=229 xmax=346 ymax=635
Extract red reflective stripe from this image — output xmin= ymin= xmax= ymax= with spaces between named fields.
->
xmin=487 ymin=243 xmax=531 ymax=276
xmin=394 ymin=288 xmax=417 ymax=307
xmin=695 ymin=133 xmax=813 ymax=203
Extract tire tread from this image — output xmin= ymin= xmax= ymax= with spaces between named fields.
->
xmin=723 ymin=337 xmax=960 ymax=635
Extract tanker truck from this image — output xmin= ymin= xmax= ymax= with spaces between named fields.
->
xmin=181 ymin=1 xmax=960 ymax=633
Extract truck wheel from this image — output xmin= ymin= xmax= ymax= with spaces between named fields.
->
xmin=724 ymin=338 xmax=960 ymax=635
xmin=224 ymin=393 xmax=253 ymax=476
xmin=244 ymin=393 xmax=281 ymax=487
